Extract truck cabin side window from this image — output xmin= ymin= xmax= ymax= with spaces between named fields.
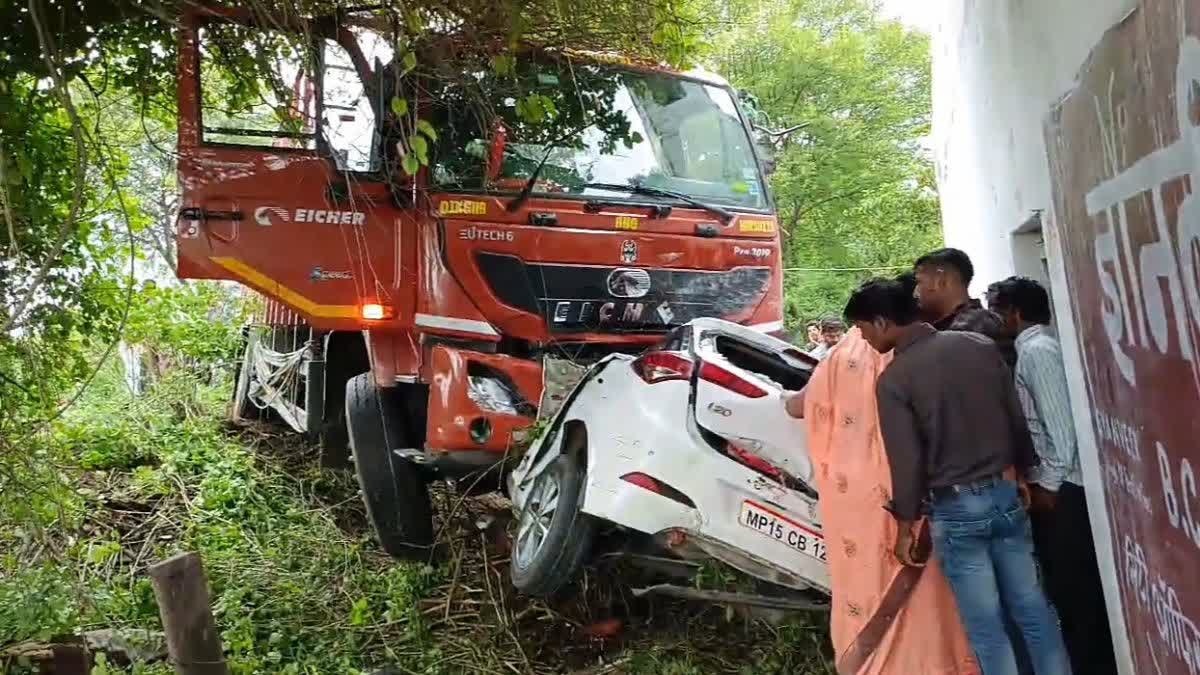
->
xmin=319 ymin=36 xmax=385 ymax=173
xmin=197 ymin=22 xmax=381 ymax=173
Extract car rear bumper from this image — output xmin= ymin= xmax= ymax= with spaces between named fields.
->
xmin=584 ymin=449 xmax=830 ymax=593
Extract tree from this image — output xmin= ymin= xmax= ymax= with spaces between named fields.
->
xmin=710 ymin=0 xmax=940 ymax=327
xmin=0 ymin=0 xmax=711 ymax=426
xmin=0 ymin=0 xmax=718 ymax=539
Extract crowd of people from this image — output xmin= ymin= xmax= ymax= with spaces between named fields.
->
xmin=800 ymin=317 xmax=847 ymax=360
xmin=785 ymin=248 xmax=1115 ymax=675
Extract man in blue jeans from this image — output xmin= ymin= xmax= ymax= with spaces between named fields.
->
xmin=988 ymin=276 xmax=1118 ymax=675
xmin=844 ymin=278 xmax=1071 ymax=675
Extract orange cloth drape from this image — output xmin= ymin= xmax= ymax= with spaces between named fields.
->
xmin=803 ymin=328 xmax=978 ymax=675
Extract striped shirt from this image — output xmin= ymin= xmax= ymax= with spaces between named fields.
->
xmin=1014 ymin=324 xmax=1083 ymax=490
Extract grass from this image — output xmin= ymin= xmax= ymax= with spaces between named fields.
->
xmin=0 ymin=364 xmax=836 ymax=674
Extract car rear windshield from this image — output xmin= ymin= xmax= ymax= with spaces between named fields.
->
xmin=713 ymin=335 xmax=810 ymax=391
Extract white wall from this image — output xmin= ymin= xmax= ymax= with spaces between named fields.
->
xmin=931 ymin=1 xmax=1138 ymax=672
xmin=934 ymin=0 xmax=1136 ymax=291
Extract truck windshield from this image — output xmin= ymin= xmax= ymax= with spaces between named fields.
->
xmin=425 ymin=56 xmax=768 ymax=211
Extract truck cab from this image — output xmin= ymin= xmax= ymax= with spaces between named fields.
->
xmin=175 ymin=5 xmax=784 ymax=559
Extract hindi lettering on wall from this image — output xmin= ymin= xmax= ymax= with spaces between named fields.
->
xmin=1046 ymin=2 xmax=1200 ymax=673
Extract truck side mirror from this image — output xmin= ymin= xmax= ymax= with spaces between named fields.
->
xmin=737 ymin=90 xmax=780 ymax=176
xmin=752 ymin=122 xmax=808 ymax=177
xmin=753 ymin=129 xmax=778 ymax=177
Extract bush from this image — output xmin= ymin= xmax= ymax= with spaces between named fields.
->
xmin=1 ymin=365 xmax=445 ymax=673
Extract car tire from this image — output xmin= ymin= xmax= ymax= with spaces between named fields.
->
xmin=345 ymin=372 xmax=434 ymax=560
xmin=510 ymin=452 xmax=596 ymax=597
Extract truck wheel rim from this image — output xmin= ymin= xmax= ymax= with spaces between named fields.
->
xmin=516 ymin=469 xmax=559 ymax=568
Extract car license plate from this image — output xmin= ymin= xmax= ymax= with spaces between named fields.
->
xmin=738 ymin=500 xmax=827 ymax=562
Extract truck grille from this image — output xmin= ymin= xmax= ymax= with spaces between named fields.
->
xmin=476 ymin=253 xmax=771 ymax=334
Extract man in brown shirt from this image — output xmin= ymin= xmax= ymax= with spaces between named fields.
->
xmin=914 ymin=248 xmax=1017 ymax=368
xmin=844 ymin=277 xmax=1070 ymax=675
xmin=914 ymin=253 xmax=1033 ymax=674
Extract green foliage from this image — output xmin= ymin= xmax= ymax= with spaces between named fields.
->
xmin=515 ymin=93 xmax=559 ymax=125
xmin=0 ymin=0 xmax=714 ymax=440
xmin=401 ymin=51 xmax=419 ymax=75
xmin=0 ymin=561 xmax=84 ymax=644
xmin=712 ymin=0 xmax=942 ymax=326
xmin=410 ymin=135 xmax=429 ymax=163
xmin=124 ymin=282 xmax=248 ymax=366
xmin=0 ymin=367 xmax=446 ymax=673
xmin=0 ymin=75 xmax=131 ymax=421
xmin=425 ymin=53 xmax=650 ymax=191
xmin=415 ymin=119 xmax=439 ymax=141
xmin=490 ymin=54 xmax=516 ymax=76
xmin=402 ymin=154 xmax=420 ymax=176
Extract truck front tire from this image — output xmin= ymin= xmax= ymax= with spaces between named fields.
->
xmin=345 ymin=373 xmax=434 ymax=560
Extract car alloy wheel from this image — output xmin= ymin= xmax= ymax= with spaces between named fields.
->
xmin=515 ymin=468 xmax=560 ymax=569
xmin=509 ymin=448 xmax=595 ymax=597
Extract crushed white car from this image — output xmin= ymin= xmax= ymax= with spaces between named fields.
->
xmin=507 ymin=318 xmax=829 ymax=601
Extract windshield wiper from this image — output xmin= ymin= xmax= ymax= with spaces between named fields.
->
xmin=506 ymin=123 xmax=593 ymax=213
xmin=582 ymin=182 xmax=734 ymax=223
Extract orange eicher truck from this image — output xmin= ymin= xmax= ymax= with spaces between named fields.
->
xmin=175 ymin=6 xmax=785 ymax=558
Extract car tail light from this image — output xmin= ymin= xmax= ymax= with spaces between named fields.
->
xmin=632 ymin=351 xmax=694 ymax=384
xmin=721 ymin=442 xmax=817 ymax=498
xmin=726 ymin=443 xmax=784 ymax=482
xmin=698 ymin=361 xmax=767 ymax=398
xmin=620 ymin=472 xmax=696 ymax=508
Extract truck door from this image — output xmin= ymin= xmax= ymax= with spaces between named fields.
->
xmin=175 ymin=9 xmax=411 ymax=331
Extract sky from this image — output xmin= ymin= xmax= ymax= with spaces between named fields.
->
xmin=879 ymin=0 xmax=939 ymax=33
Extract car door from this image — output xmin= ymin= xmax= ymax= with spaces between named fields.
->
xmin=689 ymin=319 xmax=816 ymax=487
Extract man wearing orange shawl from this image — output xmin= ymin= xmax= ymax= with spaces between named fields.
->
xmin=792 ymin=327 xmax=979 ymax=675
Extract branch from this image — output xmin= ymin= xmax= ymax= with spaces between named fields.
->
xmin=790 ymin=179 xmax=907 ymax=229
xmin=0 ymin=142 xmax=18 ymax=256
xmin=795 ymin=186 xmax=874 ymax=220
xmin=3 ymin=0 xmax=91 ymax=335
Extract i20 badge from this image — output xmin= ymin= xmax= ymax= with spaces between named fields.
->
xmin=620 ymin=239 xmax=638 ymax=264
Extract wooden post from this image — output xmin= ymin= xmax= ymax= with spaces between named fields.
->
xmin=148 ymin=552 xmax=230 ymax=675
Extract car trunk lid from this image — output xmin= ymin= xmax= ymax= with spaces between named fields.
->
xmin=685 ymin=320 xmax=817 ymax=490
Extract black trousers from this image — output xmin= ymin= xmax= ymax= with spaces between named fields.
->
xmin=1032 ymin=482 xmax=1118 ymax=675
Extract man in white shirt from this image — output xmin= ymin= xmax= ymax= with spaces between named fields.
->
xmin=808 ymin=318 xmax=845 ymax=360
xmin=987 ymin=276 xmax=1117 ymax=675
